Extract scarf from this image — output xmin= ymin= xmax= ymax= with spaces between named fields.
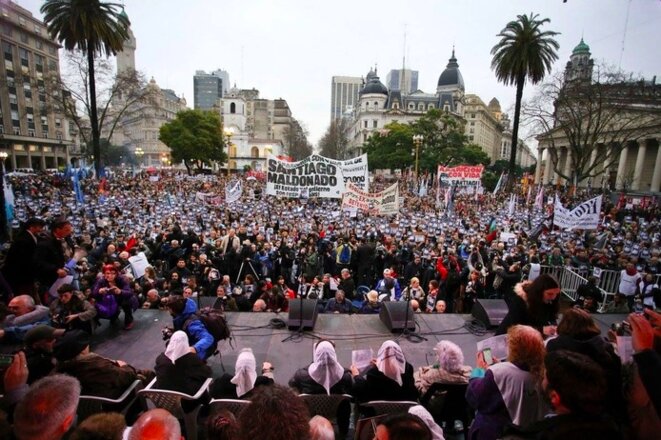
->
xmin=308 ymin=341 xmax=345 ymax=395
xmin=376 ymin=340 xmax=406 ymax=386
xmin=231 ymin=349 xmax=257 ymax=398
xmin=409 ymin=405 xmax=446 ymax=440
xmin=164 ymin=331 xmax=190 ymax=362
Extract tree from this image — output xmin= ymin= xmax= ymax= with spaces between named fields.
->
xmin=41 ymin=0 xmax=130 ymax=178
xmin=364 ymin=109 xmax=490 ymax=171
xmin=83 ymin=139 xmax=132 ymax=166
xmin=525 ymin=65 xmax=661 ymax=186
xmin=283 ymin=121 xmax=313 ymax=160
xmin=47 ymin=51 xmax=158 ymax=151
xmin=318 ymin=118 xmax=350 ymax=159
xmin=491 ymin=13 xmax=559 ymax=185
xmin=159 ymin=109 xmax=226 ymax=175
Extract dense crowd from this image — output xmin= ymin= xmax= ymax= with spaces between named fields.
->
xmin=0 ymin=170 xmax=659 ymax=439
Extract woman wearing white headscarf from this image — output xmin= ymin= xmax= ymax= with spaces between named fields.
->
xmin=409 ymin=405 xmax=446 ymax=440
xmin=351 ymin=340 xmax=418 ymax=404
xmin=414 ymin=340 xmax=473 ymax=395
xmin=289 ymin=340 xmax=353 ymax=437
xmin=154 ymin=330 xmax=212 ymax=411
xmin=210 ymin=348 xmax=275 ymax=399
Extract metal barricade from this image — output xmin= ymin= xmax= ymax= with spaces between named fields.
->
xmin=597 ymin=269 xmax=621 ymax=295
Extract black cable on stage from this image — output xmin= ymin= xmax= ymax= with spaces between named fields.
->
xmin=463 ymin=319 xmax=490 ymax=336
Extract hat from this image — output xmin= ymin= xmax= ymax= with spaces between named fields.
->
xmin=54 ymin=330 xmax=91 ymax=362
xmin=24 ymin=325 xmax=56 ymax=346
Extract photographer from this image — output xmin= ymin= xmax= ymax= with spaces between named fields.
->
xmin=164 ymin=296 xmax=215 ymax=360
xmin=49 ymin=284 xmax=96 ymax=334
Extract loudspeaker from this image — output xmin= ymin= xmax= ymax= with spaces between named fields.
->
xmin=379 ymin=302 xmax=416 ymax=332
xmin=287 ymin=299 xmax=319 ymax=330
xmin=472 ymin=299 xmax=508 ymax=328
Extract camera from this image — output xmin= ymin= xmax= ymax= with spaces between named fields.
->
xmin=161 ymin=327 xmax=174 ymax=341
xmin=610 ymin=321 xmax=631 ymax=336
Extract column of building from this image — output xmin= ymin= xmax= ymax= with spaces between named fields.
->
xmin=543 ymin=148 xmax=553 ymax=185
xmin=615 ymin=143 xmax=629 ymax=190
xmin=535 ymin=147 xmax=543 ymax=183
xmin=650 ymin=139 xmax=661 ymax=192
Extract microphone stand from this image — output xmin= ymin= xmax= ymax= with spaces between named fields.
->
xmin=397 ymin=282 xmax=427 ymax=343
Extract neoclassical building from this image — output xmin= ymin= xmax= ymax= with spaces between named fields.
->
xmin=535 ymin=39 xmax=661 ymax=192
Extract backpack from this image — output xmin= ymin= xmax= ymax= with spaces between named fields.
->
xmin=183 ymin=307 xmax=231 ymax=342
xmin=338 ymin=245 xmax=351 ymax=265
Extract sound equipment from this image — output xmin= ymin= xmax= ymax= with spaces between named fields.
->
xmin=472 ymin=299 xmax=508 ymax=328
xmin=287 ymin=299 xmax=319 ymax=330
xmin=379 ymin=302 xmax=416 ymax=332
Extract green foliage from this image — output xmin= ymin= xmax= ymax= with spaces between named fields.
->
xmin=318 ymin=119 xmax=350 ymax=159
xmin=481 ymin=171 xmax=500 ymax=192
xmin=159 ymin=109 xmax=227 ymax=174
xmin=364 ymin=109 xmax=490 ymax=172
xmin=83 ymin=139 xmax=133 ymax=166
xmin=491 ymin=13 xmax=559 ymax=179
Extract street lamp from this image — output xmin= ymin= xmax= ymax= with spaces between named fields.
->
xmin=0 ymin=151 xmax=8 ymax=242
xmin=412 ymin=134 xmax=424 ymax=179
xmin=135 ymin=147 xmax=144 ymax=166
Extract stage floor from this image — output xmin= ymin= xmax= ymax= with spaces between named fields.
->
xmin=90 ymin=301 xmax=627 ymax=382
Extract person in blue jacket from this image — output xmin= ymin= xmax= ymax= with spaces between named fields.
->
xmin=166 ymin=295 xmax=215 ymax=360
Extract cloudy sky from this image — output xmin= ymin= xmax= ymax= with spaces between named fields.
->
xmin=18 ymin=0 xmax=661 ymax=147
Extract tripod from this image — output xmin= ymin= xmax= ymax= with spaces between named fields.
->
xmin=235 ymin=258 xmax=260 ymax=285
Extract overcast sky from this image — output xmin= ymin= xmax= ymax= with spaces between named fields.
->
xmin=18 ymin=0 xmax=661 ymax=148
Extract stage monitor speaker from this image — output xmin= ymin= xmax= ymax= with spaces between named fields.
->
xmin=472 ymin=299 xmax=508 ymax=328
xmin=379 ymin=302 xmax=416 ymax=332
xmin=287 ymin=299 xmax=319 ymax=330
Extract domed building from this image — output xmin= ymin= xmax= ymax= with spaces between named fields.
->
xmin=348 ymin=50 xmax=466 ymax=155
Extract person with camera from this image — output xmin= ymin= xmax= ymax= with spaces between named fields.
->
xmin=164 ymin=295 xmax=216 ymax=360
xmin=91 ymin=264 xmax=137 ymax=330
xmin=49 ymin=283 xmax=96 ymax=334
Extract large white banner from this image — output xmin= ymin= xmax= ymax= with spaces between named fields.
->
xmin=266 ymin=154 xmax=369 ymax=198
xmin=225 ymin=180 xmax=242 ymax=204
xmin=553 ymin=195 xmax=602 ymax=230
xmin=341 ymin=182 xmax=399 ymax=216
xmin=437 ymin=165 xmax=484 ymax=186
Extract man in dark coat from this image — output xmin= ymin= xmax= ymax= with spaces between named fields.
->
xmin=33 ymin=217 xmax=75 ymax=300
xmin=2 ymin=218 xmax=46 ymax=297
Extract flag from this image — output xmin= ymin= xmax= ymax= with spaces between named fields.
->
xmin=593 ymin=232 xmax=608 ymax=250
xmin=526 ymin=185 xmax=532 ymax=205
xmin=493 ymin=172 xmax=504 ymax=195
xmin=508 ymin=194 xmax=516 ymax=216
xmin=72 ymin=170 xmax=84 ymax=205
xmin=3 ymin=172 xmax=14 ymax=225
xmin=488 ymin=216 xmax=497 ymax=233
xmin=534 ymin=186 xmax=544 ymax=210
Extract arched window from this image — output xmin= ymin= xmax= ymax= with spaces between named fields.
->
xmin=418 ymin=103 xmax=424 ymax=111
xmin=374 ymin=101 xmax=379 ymax=109
xmin=230 ymin=102 xmax=236 ymax=114
xmin=229 ymin=145 xmax=237 ymax=157
xmin=251 ymin=146 xmax=259 ymax=158
xmin=228 ymin=160 xmax=236 ymax=170
xmin=428 ymin=104 xmax=434 ymax=110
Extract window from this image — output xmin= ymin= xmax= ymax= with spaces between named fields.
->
xmin=55 ymin=118 xmax=61 ymax=128
xmin=251 ymin=146 xmax=259 ymax=158
xmin=34 ymin=26 xmax=42 ymax=35
xmin=470 ymin=113 xmax=476 ymax=118
xmin=364 ymin=120 xmax=368 ymax=128
xmin=418 ymin=103 xmax=424 ymax=111
xmin=48 ymin=59 xmax=57 ymax=71
xmin=372 ymin=120 xmax=377 ymax=128
xmin=408 ymin=103 xmax=415 ymax=110
xmin=470 ymin=121 xmax=475 ymax=126
xmin=14 ymin=127 xmax=21 ymax=135
xmin=468 ymin=135 xmax=474 ymax=141
xmin=2 ymin=23 xmax=11 ymax=36
xmin=20 ymin=33 xmax=28 ymax=44
xmin=0 ymin=126 xmax=3 ymax=134
xmin=230 ymin=102 xmax=236 ymax=114
xmin=48 ymin=46 xmax=56 ymax=55
xmin=56 ymin=132 xmax=62 ymax=140
xmin=28 ymin=129 xmax=35 ymax=137
xmin=428 ymin=104 xmax=434 ymax=110
xmin=18 ymin=17 xmax=26 ymax=27
xmin=35 ymin=41 xmax=42 ymax=50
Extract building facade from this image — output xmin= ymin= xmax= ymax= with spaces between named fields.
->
xmin=348 ymin=50 xmax=466 ymax=155
xmin=463 ymin=94 xmax=502 ymax=162
xmin=0 ymin=2 xmax=77 ymax=171
xmin=194 ymin=69 xmax=228 ymax=110
xmin=116 ymin=7 xmax=135 ymax=75
xmin=536 ymin=39 xmax=661 ymax=192
xmin=330 ymin=76 xmax=362 ymax=122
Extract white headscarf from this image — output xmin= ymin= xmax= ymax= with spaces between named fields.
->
xmin=376 ymin=340 xmax=406 ymax=386
xmin=231 ymin=348 xmax=257 ymax=398
xmin=308 ymin=341 xmax=345 ymax=395
xmin=164 ymin=331 xmax=191 ymax=362
xmin=409 ymin=405 xmax=445 ymax=440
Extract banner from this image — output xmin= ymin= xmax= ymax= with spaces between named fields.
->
xmin=438 ymin=165 xmax=484 ymax=186
xmin=225 ymin=180 xmax=242 ymax=204
xmin=341 ymin=182 xmax=399 ymax=216
xmin=553 ymin=195 xmax=602 ymax=230
xmin=266 ymin=153 xmax=369 ymax=198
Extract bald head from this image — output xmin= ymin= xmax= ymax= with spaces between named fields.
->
xmin=128 ymin=409 xmax=181 ymax=440
xmin=9 ymin=295 xmax=36 ymax=316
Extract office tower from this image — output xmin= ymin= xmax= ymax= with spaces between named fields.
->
xmin=330 ymin=76 xmax=362 ymax=121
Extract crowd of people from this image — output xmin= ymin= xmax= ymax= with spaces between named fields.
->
xmin=0 ymin=169 xmax=659 ymax=439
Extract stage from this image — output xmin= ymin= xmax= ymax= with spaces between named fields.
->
xmin=90 ymin=302 xmax=627 ymax=382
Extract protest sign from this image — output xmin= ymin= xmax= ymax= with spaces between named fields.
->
xmin=553 ymin=195 xmax=602 ymax=230
xmin=128 ymin=252 xmax=149 ymax=279
xmin=437 ymin=165 xmax=484 ymax=186
xmin=265 ymin=153 xmax=369 ymax=198
xmin=342 ymin=182 xmax=399 ymax=216
xmin=225 ymin=180 xmax=242 ymax=204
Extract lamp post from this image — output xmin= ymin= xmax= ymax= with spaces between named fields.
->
xmin=135 ymin=147 xmax=144 ymax=167
xmin=0 ymin=151 xmax=8 ymax=243
xmin=412 ymin=134 xmax=423 ymax=180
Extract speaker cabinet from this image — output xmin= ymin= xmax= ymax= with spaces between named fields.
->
xmin=472 ymin=299 xmax=509 ymax=328
xmin=287 ymin=299 xmax=319 ymax=330
xmin=379 ymin=302 xmax=416 ymax=332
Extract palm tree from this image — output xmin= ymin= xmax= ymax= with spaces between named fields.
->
xmin=491 ymin=13 xmax=559 ymax=187
xmin=41 ymin=0 xmax=130 ymax=178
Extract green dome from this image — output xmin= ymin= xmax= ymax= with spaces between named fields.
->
xmin=572 ymin=38 xmax=590 ymax=54
xmin=119 ymin=6 xmax=129 ymax=21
